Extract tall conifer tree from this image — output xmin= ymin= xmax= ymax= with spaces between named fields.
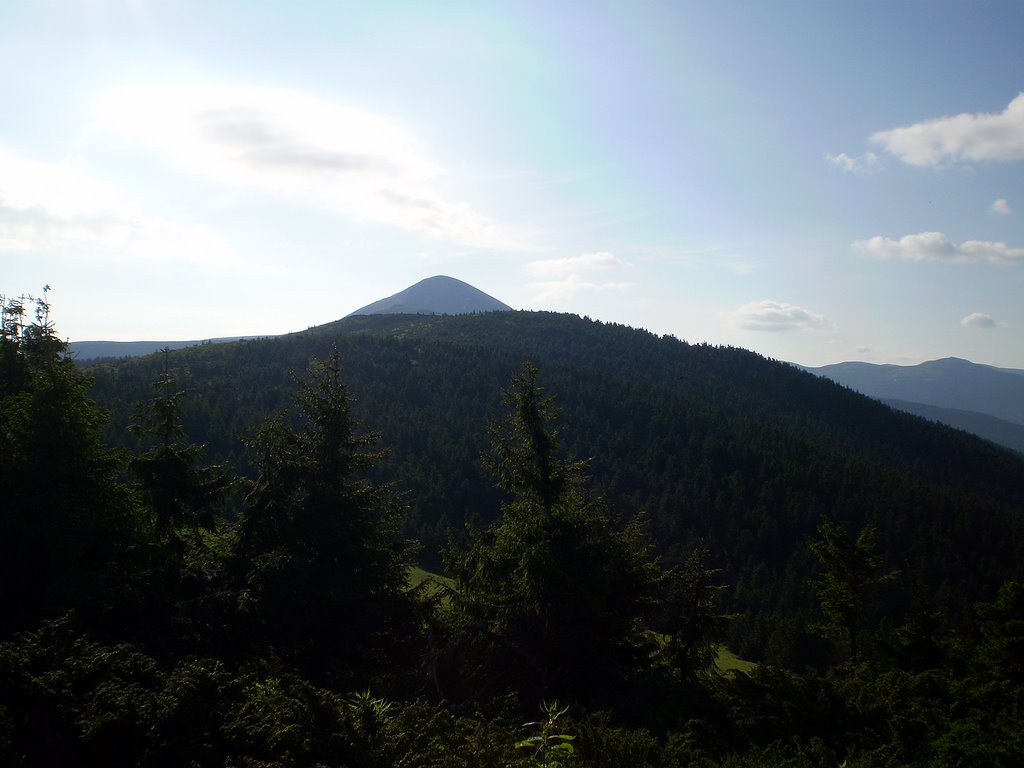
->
xmin=0 ymin=290 xmax=139 ymax=636
xmin=446 ymin=362 xmax=663 ymax=710
xmin=234 ymin=348 xmax=417 ymax=687
xmin=129 ymin=349 xmax=234 ymax=538
xmin=809 ymin=517 xmax=896 ymax=665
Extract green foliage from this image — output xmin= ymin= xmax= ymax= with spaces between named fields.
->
xmin=929 ymin=710 xmax=1024 ymax=768
xmin=0 ymin=617 xmax=164 ymax=767
xmin=656 ymin=545 xmax=731 ymax=680
xmin=975 ymin=579 xmax=1024 ymax=682
xmin=919 ymin=579 xmax=1024 ymax=766
xmin=884 ymin=591 xmax=953 ymax=673
xmin=233 ymin=347 xmax=419 ymax=687
xmin=128 ymin=348 xmax=234 ymax=538
xmin=809 ymin=518 xmax=898 ymax=664
xmin=484 ymin=362 xmax=584 ymax=517
xmin=6 ymin=293 xmax=1024 ymax=765
xmin=515 ymin=702 xmax=578 ymax=767
xmin=0 ymin=290 xmax=141 ymax=638
xmin=568 ymin=712 xmax=660 ymax=768
xmin=83 ymin=311 xmax=1024 ymax=666
xmin=445 ymin=363 xmax=665 ymax=711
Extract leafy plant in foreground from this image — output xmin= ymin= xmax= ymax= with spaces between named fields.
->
xmin=515 ymin=701 xmax=577 ymax=767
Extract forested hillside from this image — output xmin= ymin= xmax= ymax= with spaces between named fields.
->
xmin=84 ymin=311 xmax=1024 ymax=665
xmin=4 ymin=294 xmax=1024 ymax=765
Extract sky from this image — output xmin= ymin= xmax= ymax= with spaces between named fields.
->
xmin=3 ymin=1 xmax=1024 ymax=368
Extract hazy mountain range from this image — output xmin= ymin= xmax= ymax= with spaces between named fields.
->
xmin=70 ymin=276 xmax=1024 ymax=454
xmin=68 ymin=336 xmax=251 ymax=361
xmin=802 ymin=357 xmax=1024 ymax=455
xmin=69 ymin=276 xmax=508 ymax=361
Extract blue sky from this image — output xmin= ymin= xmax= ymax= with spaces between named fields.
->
xmin=3 ymin=1 xmax=1024 ymax=367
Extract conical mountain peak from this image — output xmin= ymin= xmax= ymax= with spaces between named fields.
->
xmin=347 ymin=276 xmax=511 ymax=316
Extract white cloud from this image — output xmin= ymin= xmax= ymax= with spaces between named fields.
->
xmin=0 ymin=148 xmax=237 ymax=265
xmin=871 ymin=92 xmax=1024 ymax=167
xmin=90 ymin=84 xmax=530 ymax=251
xmin=530 ymin=274 xmax=634 ymax=304
xmin=729 ymin=300 xmax=829 ymax=332
xmin=825 ymin=151 xmax=881 ymax=173
xmin=526 ymin=251 xmax=634 ymax=303
xmin=960 ymin=312 xmax=998 ymax=329
xmin=852 ymin=231 xmax=1024 ymax=264
xmin=524 ymin=251 xmax=626 ymax=277
xmin=991 ymin=198 xmax=1012 ymax=215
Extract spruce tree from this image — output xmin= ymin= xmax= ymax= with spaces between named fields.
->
xmin=445 ymin=362 xmax=663 ymax=710
xmin=123 ymin=349 xmax=236 ymax=656
xmin=0 ymin=289 xmax=140 ymax=637
xmin=233 ymin=348 xmax=418 ymax=687
xmin=809 ymin=517 xmax=896 ymax=665
xmin=655 ymin=544 xmax=729 ymax=681
xmin=129 ymin=349 xmax=234 ymax=539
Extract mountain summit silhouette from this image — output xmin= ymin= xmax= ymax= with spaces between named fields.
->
xmin=346 ymin=276 xmax=512 ymax=316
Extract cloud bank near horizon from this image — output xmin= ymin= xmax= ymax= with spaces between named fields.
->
xmin=853 ymin=231 xmax=1024 ymax=264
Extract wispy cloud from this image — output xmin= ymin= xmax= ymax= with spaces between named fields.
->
xmin=825 ymin=151 xmax=881 ymax=174
xmin=526 ymin=251 xmax=634 ymax=303
xmin=524 ymin=251 xmax=626 ymax=277
xmin=530 ymin=275 xmax=634 ymax=304
xmin=728 ymin=300 xmax=829 ymax=332
xmin=0 ymin=148 xmax=237 ymax=265
xmin=871 ymin=92 xmax=1024 ymax=168
xmin=90 ymin=84 xmax=532 ymax=251
xmin=852 ymin=231 xmax=1024 ymax=264
xmin=960 ymin=312 xmax=998 ymax=329
xmin=991 ymin=198 xmax=1012 ymax=215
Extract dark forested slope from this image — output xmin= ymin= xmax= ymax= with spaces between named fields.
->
xmin=85 ymin=311 xmax=1024 ymax=663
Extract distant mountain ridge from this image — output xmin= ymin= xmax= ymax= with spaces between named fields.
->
xmin=803 ymin=357 xmax=1024 ymax=454
xmin=346 ymin=275 xmax=511 ymax=316
xmin=69 ymin=275 xmax=510 ymax=360
xmin=69 ymin=337 xmax=253 ymax=361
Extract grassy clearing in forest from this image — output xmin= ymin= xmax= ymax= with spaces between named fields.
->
xmin=408 ymin=566 xmax=455 ymax=602
xmin=715 ymin=645 xmax=757 ymax=674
